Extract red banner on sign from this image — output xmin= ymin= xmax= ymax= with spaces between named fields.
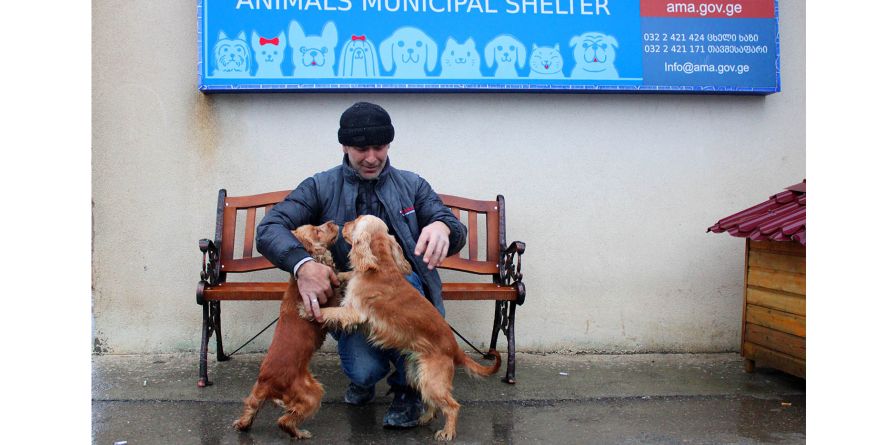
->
xmin=640 ymin=0 xmax=775 ymax=18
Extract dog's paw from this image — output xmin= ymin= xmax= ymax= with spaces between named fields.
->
xmin=279 ymin=422 xmax=313 ymax=439
xmin=434 ymin=429 xmax=455 ymax=441
xmin=294 ymin=429 xmax=313 ymax=439
xmin=232 ymin=418 xmax=251 ymax=431
xmin=297 ymin=305 xmax=316 ymax=321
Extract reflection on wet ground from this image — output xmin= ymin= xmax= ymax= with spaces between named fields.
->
xmin=93 ymin=352 xmax=805 ymax=444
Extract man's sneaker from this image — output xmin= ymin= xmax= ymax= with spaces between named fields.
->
xmin=382 ymin=385 xmax=424 ymax=429
xmin=344 ymin=383 xmax=375 ymax=406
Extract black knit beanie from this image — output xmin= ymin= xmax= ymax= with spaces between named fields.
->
xmin=338 ymin=102 xmax=395 ymax=147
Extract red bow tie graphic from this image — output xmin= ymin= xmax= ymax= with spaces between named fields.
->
xmin=259 ymin=37 xmax=279 ymax=46
xmin=351 ymin=35 xmax=366 ymax=41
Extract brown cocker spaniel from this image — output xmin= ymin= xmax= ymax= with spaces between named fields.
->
xmin=320 ymin=215 xmax=501 ymax=441
xmin=232 ymin=221 xmax=342 ymax=439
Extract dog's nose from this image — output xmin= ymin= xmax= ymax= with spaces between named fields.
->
xmin=407 ymin=48 xmax=414 ymax=54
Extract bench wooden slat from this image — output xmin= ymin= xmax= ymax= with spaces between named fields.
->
xmin=243 ymin=208 xmax=256 ymax=258
xmin=203 ymin=281 xmax=517 ymax=302
xmin=442 ymin=283 xmax=517 ymax=301
xmin=221 ymin=204 xmax=237 ymax=266
xmin=203 ymin=282 xmax=288 ymax=300
xmin=486 ymin=206 xmax=500 ymax=262
xmin=221 ymin=256 xmax=275 ymax=273
xmin=226 ymin=191 xmax=290 ymax=207
xmin=468 ymin=211 xmax=478 ymax=260
xmin=439 ymin=257 xmax=499 ymax=274
xmin=439 ymin=194 xmax=499 ymax=213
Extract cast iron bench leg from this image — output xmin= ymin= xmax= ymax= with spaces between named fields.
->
xmin=198 ymin=303 xmax=212 ymax=387
xmin=503 ymin=301 xmax=517 ymax=384
xmin=198 ymin=301 xmax=229 ymax=387
xmin=212 ymin=301 xmax=229 ymax=361
xmin=489 ymin=301 xmax=503 ymax=353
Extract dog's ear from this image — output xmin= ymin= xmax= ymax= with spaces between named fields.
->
xmin=569 ymin=35 xmax=580 ymax=48
xmin=288 ymin=20 xmax=306 ymax=47
xmin=387 ymin=234 xmax=413 ymax=275
xmin=484 ymin=37 xmax=497 ymax=68
xmin=380 ymin=33 xmax=394 ymax=71
xmin=218 ymin=30 xmax=228 ymax=41
xmin=321 ymin=21 xmax=338 ymax=49
xmin=337 ymin=41 xmax=349 ymax=76
xmin=606 ymin=34 xmax=619 ymax=49
xmin=516 ymin=39 xmax=527 ymax=68
xmin=350 ymin=229 xmax=379 ymax=272
xmin=366 ymin=40 xmax=379 ymax=76
xmin=236 ymin=31 xmax=247 ymax=42
xmin=292 ymin=227 xmax=313 ymax=254
xmin=424 ymin=34 xmax=438 ymax=72
xmin=322 ymin=221 xmax=339 ymax=245
xmin=251 ymin=31 xmax=260 ymax=50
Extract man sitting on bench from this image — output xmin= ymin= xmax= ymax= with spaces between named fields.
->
xmin=256 ymin=101 xmax=467 ymax=429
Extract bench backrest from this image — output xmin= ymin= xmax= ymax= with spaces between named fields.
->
xmin=437 ymin=194 xmax=505 ymax=275
xmin=212 ymin=189 xmax=505 ymax=277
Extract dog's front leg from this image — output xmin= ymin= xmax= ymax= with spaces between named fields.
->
xmin=320 ymin=306 xmax=364 ymax=330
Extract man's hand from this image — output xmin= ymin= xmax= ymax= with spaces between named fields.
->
xmin=295 ymin=261 xmax=340 ymax=322
xmin=414 ymin=221 xmax=451 ymax=270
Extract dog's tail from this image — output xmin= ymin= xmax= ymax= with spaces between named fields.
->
xmin=456 ymin=349 xmax=501 ymax=378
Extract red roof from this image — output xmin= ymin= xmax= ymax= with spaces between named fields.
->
xmin=708 ymin=180 xmax=806 ymax=245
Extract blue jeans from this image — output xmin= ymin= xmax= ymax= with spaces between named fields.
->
xmin=334 ymin=272 xmax=426 ymax=388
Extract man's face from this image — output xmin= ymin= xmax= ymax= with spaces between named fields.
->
xmin=343 ymin=144 xmax=389 ymax=179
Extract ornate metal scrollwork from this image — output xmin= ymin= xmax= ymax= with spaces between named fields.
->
xmin=498 ymin=241 xmax=525 ymax=305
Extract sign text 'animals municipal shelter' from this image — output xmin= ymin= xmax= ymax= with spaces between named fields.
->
xmin=199 ymin=0 xmax=780 ymax=93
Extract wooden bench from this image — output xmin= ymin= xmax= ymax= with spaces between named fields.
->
xmin=196 ymin=189 xmax=526 ymax=387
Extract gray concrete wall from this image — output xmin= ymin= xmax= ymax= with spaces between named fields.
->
xmin=92 ymin=1 xmax=805 ymax=354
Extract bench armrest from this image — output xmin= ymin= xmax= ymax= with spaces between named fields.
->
xmin=499 ymin=241 xmax=526 ymax=305
xmin=197 ymin=239 xmax=221 ymax=305
xmin=199 ymin=239 xmax=221 ymax=283
xmin=503 ymin=241 xmax=525 ymax=256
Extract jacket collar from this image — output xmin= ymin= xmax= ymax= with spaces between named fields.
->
xmin=341 ymin=154 xmax=392 ymax=184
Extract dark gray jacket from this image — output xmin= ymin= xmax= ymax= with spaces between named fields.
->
xmin=256 ymin=156 xmax=467 ymax=314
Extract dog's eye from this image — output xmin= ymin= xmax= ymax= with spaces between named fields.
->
xmin=398 ymin=40 xmax=405 ymax=47
xmin=497 ymin=45 xmax=503 ymax=51
xmin=321 ymin=47 xmax=328 ymax=54
xmin=583 ymin=42 xmax=590 ymax=49
xmin=450 ymin=50 xmax=455 ymax=56
xmin=601 ymin=43 xmax=608 ymax=50
xmin=467 ymin=51 xmax=471 ymax=57
xmin=416 ymin=41 xmax=423 ymax=47
xmin=509 ymin=45 xmax=515 ymax=51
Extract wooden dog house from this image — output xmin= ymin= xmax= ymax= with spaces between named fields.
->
xmin=708 ymin=180 xmax=806 ymax=378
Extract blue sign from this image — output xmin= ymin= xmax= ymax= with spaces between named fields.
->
xmin=198 ymin=0 xmax=779 ymax=93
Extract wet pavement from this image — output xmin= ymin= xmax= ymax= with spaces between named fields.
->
xmin=93 ymin=352 xmax=805 ymax=444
